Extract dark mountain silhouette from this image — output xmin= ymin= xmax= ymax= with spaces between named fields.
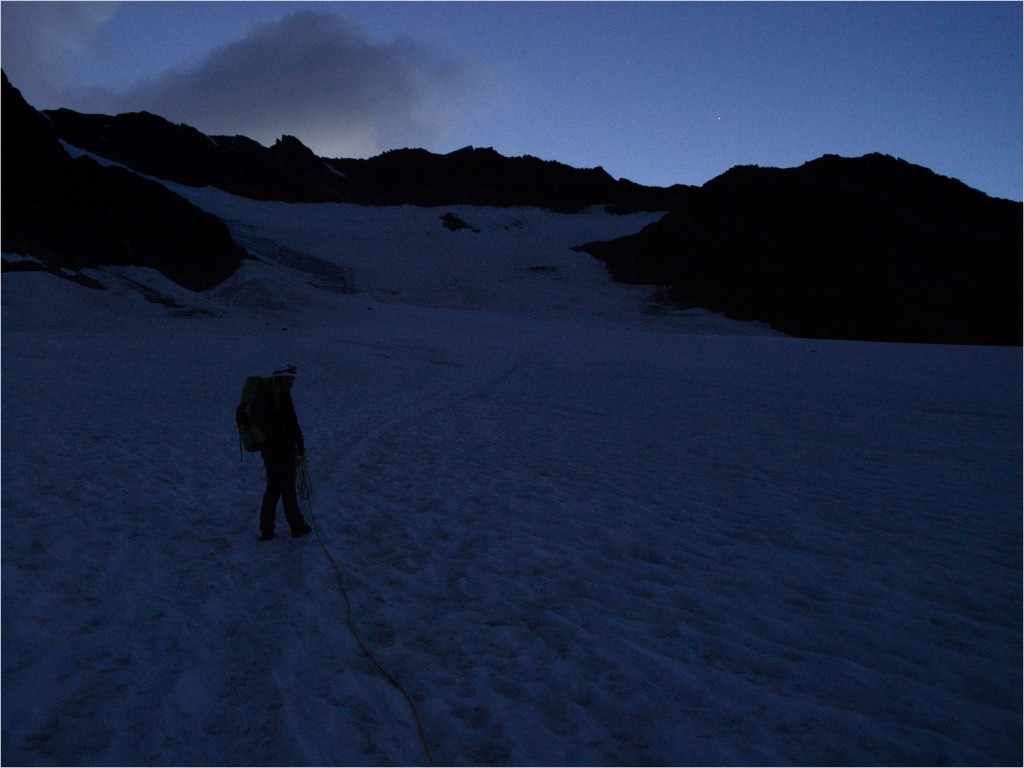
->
xmin=326 ymin=146 xmax=692 ymax=213
xmin=578 ymin=155 xmax=1021 ymax=345
xmin=4 ymin=71 xmax=1019 ymax=344
xmin=44 ymin=108 xmax=353 ymax=204
xmin=45 ymin=108 xmax=689 ymax=213
xmin=1 ymin=71 xmax=244 ymax=291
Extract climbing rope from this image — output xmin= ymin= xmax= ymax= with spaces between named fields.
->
xmin=295 ymin=453 xmax=435 ymax=767
xmin=295 ymin=451 xmax=313 ymax=501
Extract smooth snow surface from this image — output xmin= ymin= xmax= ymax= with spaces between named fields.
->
xmin=2 ymin=191 xmax=1021 ymax=766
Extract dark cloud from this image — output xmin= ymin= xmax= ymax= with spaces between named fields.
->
xmin=0 ymin=1 xmax=117 ymax=108
xmin=85 ymin=12 xmax=471 ymax=157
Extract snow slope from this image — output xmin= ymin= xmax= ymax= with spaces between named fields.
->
xmin=2 ymin=190 xmax=1021 ymax=766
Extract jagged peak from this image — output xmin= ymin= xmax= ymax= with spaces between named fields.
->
xmin=270 ymin=134 xmax=318 ymax=160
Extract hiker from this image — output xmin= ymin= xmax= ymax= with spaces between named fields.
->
xmin=252 ymin=365 xmax=312 ymax=540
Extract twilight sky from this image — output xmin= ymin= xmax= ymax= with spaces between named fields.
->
xmin=2 ymin=1 xmax=1021 ymax=200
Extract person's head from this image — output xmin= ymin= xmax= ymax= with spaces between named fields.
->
xmin=273 ymin=365 xmax=297 ymax=392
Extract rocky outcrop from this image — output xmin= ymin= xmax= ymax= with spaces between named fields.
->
xmin=578 ymin=154 xmax=1022 ymax=345
xmin=2 ymin=71 xmax=245 ymax=291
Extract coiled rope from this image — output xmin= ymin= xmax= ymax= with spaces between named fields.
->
xmin=294 ymin=452 xmax=435 ymax=767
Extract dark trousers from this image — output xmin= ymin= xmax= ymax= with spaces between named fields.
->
xmin=260 ymin=449 xmax=307 ymax=536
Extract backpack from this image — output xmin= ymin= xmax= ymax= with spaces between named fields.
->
xmin=236 ymin=375 xmax=270 ymax=452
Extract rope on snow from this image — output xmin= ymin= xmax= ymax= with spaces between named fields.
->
xmin=296 ymin=453 xmax=435 ymax=767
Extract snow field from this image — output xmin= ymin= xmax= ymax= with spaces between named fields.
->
xmin=2 ymin=193 xmax=1021 ymax=765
